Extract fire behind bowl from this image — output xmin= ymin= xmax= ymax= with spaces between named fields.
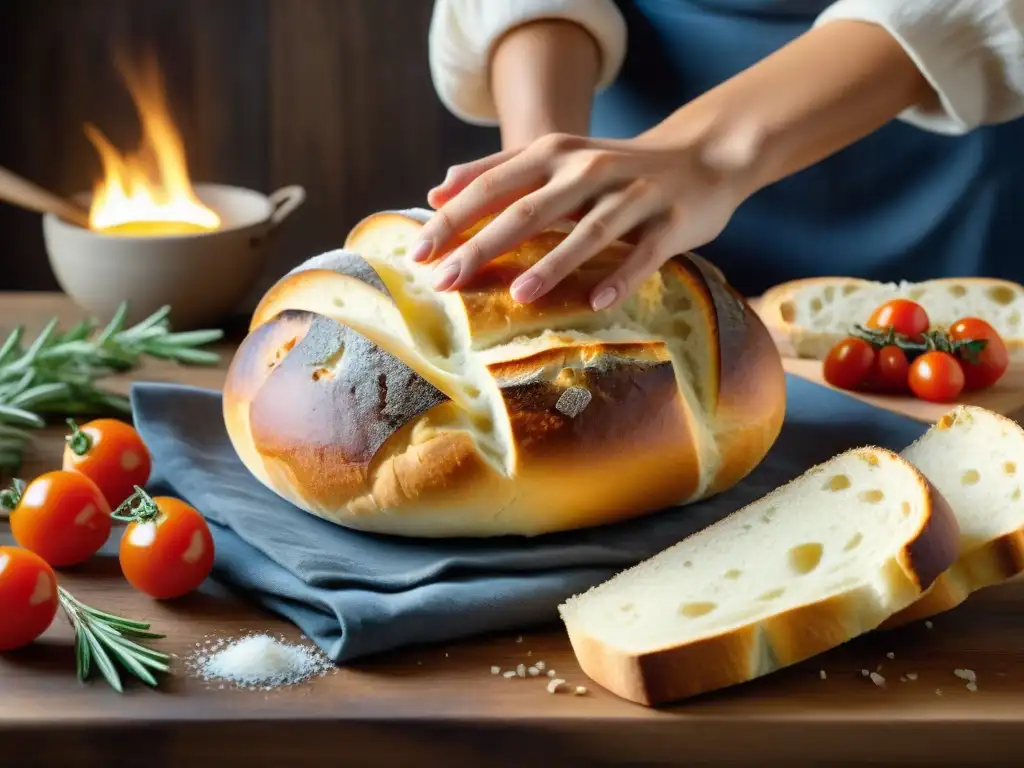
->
xmin=42 ymin=183 xmax=305 ymax=330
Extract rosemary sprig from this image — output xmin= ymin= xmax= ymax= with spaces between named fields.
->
xmin=57 ymin=586 xmax=172 ymax=692
xmin=0 ymin=302 xmax=223 ymax=478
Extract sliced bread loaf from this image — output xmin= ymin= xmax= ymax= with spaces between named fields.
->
xmin=884 ymin=406 xmax=1024 ymax=628
xmin=558 ymin=447 xmax=960 ymax=706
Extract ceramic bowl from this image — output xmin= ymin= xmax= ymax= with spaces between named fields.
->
xmin=42 ymin=183 xmax=305 ymax=329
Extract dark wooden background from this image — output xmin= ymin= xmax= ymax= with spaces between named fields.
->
xmin=0 ymin=0 xmax=499 ymax=293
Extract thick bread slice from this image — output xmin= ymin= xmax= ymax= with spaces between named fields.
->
xmin=884 ymin=406 xmax=1024 ymax=628
xmin=558 ymin=447 xmax=960 ymax=706
xmin=758 ymin=277 xmax=1024 ymax=361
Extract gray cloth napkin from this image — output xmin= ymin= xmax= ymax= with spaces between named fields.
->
xmin=130 ymin=375 xmax=927 ymax=662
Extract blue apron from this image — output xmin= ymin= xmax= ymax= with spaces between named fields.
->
xmin=592 ymin=0 xmax=1024 ymax=296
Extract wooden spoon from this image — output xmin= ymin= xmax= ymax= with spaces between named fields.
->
xmin=0 ymin=165 xmax=91 ymax=228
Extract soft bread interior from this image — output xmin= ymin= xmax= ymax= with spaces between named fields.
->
xmin=901 ymin=406 xmax=1024 ymax=552
xmin=774 ymin=278 xmax=1024 ymax=358
xmin=559 ymin=449 xmax=929 ymax=655
xmin=342 ymin=214 xmax=722 ymax=497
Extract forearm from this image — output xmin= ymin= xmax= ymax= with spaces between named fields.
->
xmin=490 ymin=20 xmax=600 ymax=149
xmin=642 ymin=20 xmax=937 ymax=196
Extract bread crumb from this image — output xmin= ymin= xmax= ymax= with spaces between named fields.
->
xmin=502 ymin=670 xmax=517 ymax=679
xmin=574 ymin=685 xmax=588 ymax=696
xmin=516 ymin=664 xmax=526 ymax=678
xmin=953 ymin=668 xmax=977 ymax=683
xmin=899 ymin=675 xmax=908 ymax=683
xmin=527 ymin=666 xmax=540 ymax=677
xmin=936 ymin=688 xmax=943 ymax=696
xmin=886 ymin=652 xmax=895 ymax=659
xmin=869 ymin=672 xmax=886 ymax=687
xmin=535 ymin=661 xmax=546 ymax=671
xmin=925 ymin=620 xmax=934 ymax=629
xmin=966 ymin=682 xmax=978 ymax=692
xmin=547 ymin=670 xmax=556 ymax=678
xmin=515 ymin=636 xmax=523 ymax=644
xmin=906 ymin=673 xmax=918 ymax=681
xmin=547 ymin=678 xmax=567 ymax=694
xmin=490 ymin=666 xmax=501 ymax=675
xmin=860 ymin=669 xmax=870 ymax=677
xmin=819 ymin=670 xmax=827 ymax=680
xmin=444 ymin=653 xmax=449 ymax=658
xmin=527 ymin=650 xmax=532 ymax=656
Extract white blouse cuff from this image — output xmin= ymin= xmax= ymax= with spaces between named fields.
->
xmin=814 ymin=0 xmax=1024 ymax=135
xmin=428 ymin=0 xmax=628 ymax=126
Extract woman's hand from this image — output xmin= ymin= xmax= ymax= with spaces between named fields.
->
xmin=412 ymin=130 xmax=758 ymax=311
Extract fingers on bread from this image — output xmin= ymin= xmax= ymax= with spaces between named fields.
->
xmin=223 ymin=209 xmax=787 ymax=537
xmin=558 ymin=447 xmax=960 ymax=706
xmin=757 ymin=277 xmax=1024 ymax=361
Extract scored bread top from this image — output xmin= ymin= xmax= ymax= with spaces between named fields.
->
xmin=558 ymin=446 xmax=960 ymax=704
xmin=222 ymin=209 xmax=786 ymax=537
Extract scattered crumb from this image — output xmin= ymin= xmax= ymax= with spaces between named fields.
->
xmin=869 ymin=672 xmax=886 ymax=687
xmin=936 ymin=689 xmax=943 ymax=696
xmin=953 ymin=668 xmax=977 ymax=683
xmin=547 ymin=678 xmax=567 ymax=694
xmin=966 ymin=682 xmax=978 ymax=692
xmin=906 ymin=673 xmax=918 ymax=681
xmin=444 ymin=653 xmax=449 ymax=658
xmin=516 ymin=636 xmax=523 ymax=644
xmin=860 ymin=669 xmax=870 ymax=677
xmin=886 ymin=652 xmax=895 ymax=660
xmin=535 ymin=661 xmax=546 ymax=671
xmin=925 ymin=621 xmax=934 ymax=629
xmin=417 ymin=661 xmax=422 ymax=666
xmin=490 ymin=666 xmax=501 ymax=675
xmin=819 ymin=670 xmax=827 ymax=680
xmin=574 ymin=685 xmax=588 ymax=696
xmin=527 ymin=666 xmax=540 ymax=677
xmin=997 ymin=672 xmax=1007 ymax=677
xmin=527 ymin=650 xmax=532 ymax=656
xmin=503 ymin=670 xmax=517 ymax=679
xmin=547 ymin=670 xmax=557 ymax=678
xmin=516 ymin=664 xmax=527 ymax=678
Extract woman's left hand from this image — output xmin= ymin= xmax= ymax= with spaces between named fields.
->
xmin=411 ymin=130 xmax=759 ymax=311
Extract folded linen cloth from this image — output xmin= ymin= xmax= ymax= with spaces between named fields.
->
xmin=131 ymin=375 xmax=927 ymax=662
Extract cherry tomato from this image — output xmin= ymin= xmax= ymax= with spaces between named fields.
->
xmin=62 ymin=418 xmax=152 ymax=509
xmin=823 ymin=337 xmax=876 ymax=390
xmin=866 ymin=345 xmax=910 ymax=393
xmin=908 ymin=351 xmax=965 ymax=403
xmin=867 ymin=299 xmax=930 ymax=340
xmin=948 ymin=317 xmax=1009 ymax=391
xmin=118 ymin=490 xmax=214 ymax=600
xmin=3 ymin=471 xmax=112 ymax=567
xmin=0 ymin=546 xmax=58 ymax=651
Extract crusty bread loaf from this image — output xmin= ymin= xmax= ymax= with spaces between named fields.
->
xmin=884 ymin=406 xmax=1024 ymax=628
xmin=222 ymin=208 xmax=786 ymax=537
xmin=757 ymin=277 xmax=1024 ymax=361
xmin=558 ymin=447 xmax=959 ymax=705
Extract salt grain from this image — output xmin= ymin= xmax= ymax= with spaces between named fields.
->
xmin=188 ymin=633 xmax=333 ymax=689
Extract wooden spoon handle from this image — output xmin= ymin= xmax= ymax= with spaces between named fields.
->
xmin=0 ymin=166 xmax=90 ymax=228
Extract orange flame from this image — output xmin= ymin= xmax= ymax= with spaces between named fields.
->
xmin=85 ymin=54 xmax=220 ymax=235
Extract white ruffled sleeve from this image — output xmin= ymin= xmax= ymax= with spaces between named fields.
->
xmin=428 ymin=0 xmax=628 ymax=126
xmin=814 ymin=0 xmax=1024 ymax=135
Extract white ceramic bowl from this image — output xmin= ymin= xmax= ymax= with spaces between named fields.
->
xmin=42 ymin=183 xmax=305 ymax=329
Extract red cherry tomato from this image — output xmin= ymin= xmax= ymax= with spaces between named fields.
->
xmin=62 ymin=418 xmax=152 ymax=509
xmin=0 ymin=546 xmax=59 ymax=651
xmin=867 ymin=299 xmax=930 ymax=340
xmin=118 ymin=491 xmax=214 ymax=600
xmin=866 ymin=345 xmax=910 ymax=393
xmin=908 ymin=351 xmax=965 ymax=403
xmin=3 ymin=471 xmax=112 ymax=567
xmin=948 ymin=317 xmax=1009 ymax=391
xmin=823 ymin=337 xmax=876 ymax=391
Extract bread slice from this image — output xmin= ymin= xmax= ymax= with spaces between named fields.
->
xmin=757 ymin=277 xmax=1024 ymax=361
xmin=557 ymin=447 xmax=960 ymax=706
xmin=883 ymin=406 xmax=1024 ymax=628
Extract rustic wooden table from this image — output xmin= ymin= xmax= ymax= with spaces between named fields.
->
xmin=2 ymin=292 xmax=1024 ymax=767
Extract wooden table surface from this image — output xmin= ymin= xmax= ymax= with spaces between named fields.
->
xmin=3 ymin=292 xmax=1024 ymax=767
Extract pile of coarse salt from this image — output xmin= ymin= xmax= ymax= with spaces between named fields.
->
xmin=187 ymin=633 xmax=335 ymax=691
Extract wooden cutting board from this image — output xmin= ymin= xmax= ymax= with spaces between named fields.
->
xmin=749 ymin=296 xmax=1024 ymax=424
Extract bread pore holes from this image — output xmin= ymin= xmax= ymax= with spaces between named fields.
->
xmin=780 ymin=301 xmax=796 ymax=323
xmin=723 ymin=568 xmax=742 ymax=580
xmin=1012 ymin=487 xmax=1021 ymax=501
xmin=901 ymin=501 xmax=912 ymax=516
xmin=948 ymin=284 xmax=967 ymax=298
xmin=788 ymin=542 xmax=824 ymax=576
xmin=678 ymin=602 xmax=716 ymax=618
xmin=858 ymin=489 xmax=884 ymax=504
xmin=988 ymin=285 xmax=1016 ymax=305
xmin=825 ymin=474 xmax=851 ymax=492
xmin=810 ymin=297 xmax=823 ymax=313
xmin=961 ymin=469 xmax=981 ymax=486
xmin=1005 ymin=461 xmax=1017 ymax=476
xmin=757 ymin=587 xmax=785 ymax=601
xmin=843 ymin=532 xmax=863 ymax=552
